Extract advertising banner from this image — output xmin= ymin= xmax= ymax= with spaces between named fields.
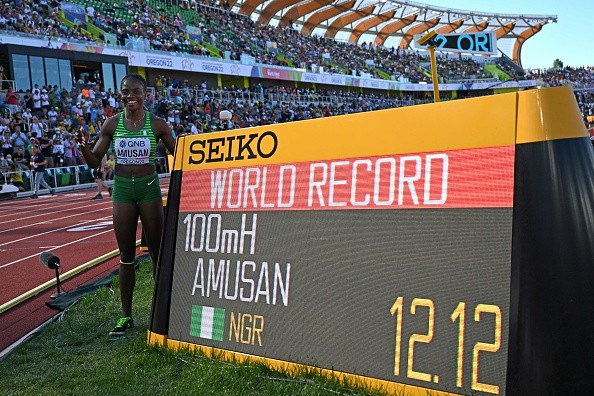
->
xmin=0 ymin=34 xmax=537 ymax=92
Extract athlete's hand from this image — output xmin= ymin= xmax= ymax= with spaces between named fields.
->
xmin=75 ymin=128 xmax=88 ymax=147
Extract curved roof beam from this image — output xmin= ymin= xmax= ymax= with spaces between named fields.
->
xmin=513 ymin=23 xmax=542 ymax=66
xmin=399 ymin=16 xmax=441 ymax=49
xmin=325 ymin=5 xmax=377 ymax=39
xmin=301 ymin=0 xmax=355 ymax=36
xmin=228 ymin=0 xmax=239 ymax=8
xmin=463 ymin=21 xmax=489 ymax=33
xmin=374 ymin=14 xmax=417 ymax=46
xmin=495 ymin=21 xmax=515 ymax=39
xmin=238 ymin=0 xmax=264 ymax=17
xmin=435 ymin=18 xmax=464 ymax=34
xmin=349 ymin=10 xmax=396 ymax=43
xmin=259 ymin=0 xmax=303 ymax=25
xmin=280 ymin=0 xmax=333 ymax=28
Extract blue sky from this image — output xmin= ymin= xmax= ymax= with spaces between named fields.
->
xmin=424 ymin=0 xmax=593 ymax=69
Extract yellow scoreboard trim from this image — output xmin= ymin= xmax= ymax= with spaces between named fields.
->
xmin=147 ymin=331 xmax=460 ymax=396
xmin=516 ymin=86 xmax=587 ymax=144
xmin=175 ymin=92 xmax=517 ymax=171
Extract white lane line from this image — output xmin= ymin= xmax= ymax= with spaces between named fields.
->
xmin=0 ymin=193 xmax=103 ymax=214
xmin=0 ymin=228 xmax=114 ymax=269
xmin=0 ymin=216 xmax=112 ymax=247
xmin=0 ymin=206 xmax=112 ymax=235
xmin=0 ymin=197 xmax=95 ymax=216
xmin=11 ymin=190 xmax=120 ymax=213
xmin=1 ymin=200 xmax=111 ymax=224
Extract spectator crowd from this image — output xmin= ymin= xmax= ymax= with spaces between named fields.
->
xmin=2 ymin=0 xmax=493 ymax=83
xmin=0 ymin=78 xmax=431 ymax=182
xmin=0 ymin=0 xmax=593 ymax=188
xmin=526 ymin=66 xmax=594 ymax=88
xmin=1 ymin=68 xmax=593 ymax=182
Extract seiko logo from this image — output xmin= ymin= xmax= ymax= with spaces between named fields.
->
xmin=188 ymin=131 xmax=278 ymax=164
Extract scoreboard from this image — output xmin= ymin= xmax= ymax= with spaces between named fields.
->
xmin=149 ymin=87 xmax=594 ymax=395
xmin=412 ymin=32 xmax=497 ymax=55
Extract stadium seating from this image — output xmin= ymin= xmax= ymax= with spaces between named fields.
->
xmin=2 ymin=0 xmax=494 ymax=82
xmin=0 ymin=0 xmax=592 ymax=194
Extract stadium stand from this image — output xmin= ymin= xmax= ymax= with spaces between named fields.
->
xmin=1 ymin=0 xmax=496 ymax=82
xmin=527 ymin=66 xmax=594 ymax=89
xmin=0 ymin=0 xmax=93 ymax=41
xmin=0 ymin=0 xmax=592 ymax=194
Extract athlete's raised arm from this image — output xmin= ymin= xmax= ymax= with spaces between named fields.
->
xmin=78 ymin=115 xmax=117 ymax=169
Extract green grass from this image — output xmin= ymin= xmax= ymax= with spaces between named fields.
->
xmin=0 ymin=259 xmax=378 ymax=396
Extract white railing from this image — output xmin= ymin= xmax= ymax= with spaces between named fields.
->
xmin=151 ymin=87 xmax=430 ymax=108
xmin=0 ymin=157 xmax=171 ymax=192
xmin=449 ymin=77 xmax=498 ymax=84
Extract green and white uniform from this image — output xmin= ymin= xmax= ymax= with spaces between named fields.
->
xmin=111 ymin=112 xmax=162 ymax=203
xmin=112 ymin=111 xmax=157 ymax=165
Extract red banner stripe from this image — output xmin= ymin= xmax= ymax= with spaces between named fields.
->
xmin=179 ymin=146 xmax=515 ymax=211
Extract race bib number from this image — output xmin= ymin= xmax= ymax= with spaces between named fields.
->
xmin=115 ymin=137 xmax=151 ymax=165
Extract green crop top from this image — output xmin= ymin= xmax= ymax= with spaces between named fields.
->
xmin=111 ymin=111 xmax=157 ymax=165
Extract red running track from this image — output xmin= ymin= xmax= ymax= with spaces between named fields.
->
xmin=0 ymin=179 xmax=169 ymax=352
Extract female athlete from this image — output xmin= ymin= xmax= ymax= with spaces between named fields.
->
xmin=78 ymin=74 xmax=176 ymax=336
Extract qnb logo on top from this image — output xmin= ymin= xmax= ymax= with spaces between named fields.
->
xmin=188 ymin=131 xmax=278 ymax=164
xmin=115 ymin=138 xmax=150 ymax=157
xmin=115 ymin=137 xmax=151 ymax=165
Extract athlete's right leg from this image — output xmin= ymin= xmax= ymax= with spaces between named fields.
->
xmin=112 ymin=201 xmax=139 ymax=318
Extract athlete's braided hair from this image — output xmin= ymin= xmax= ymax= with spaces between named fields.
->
xmin=121 ymin=73 xmax=147 ymax=92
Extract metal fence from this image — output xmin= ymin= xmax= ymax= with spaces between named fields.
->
xmin=0 ymin=157 xmax=170 ymax=193
xmin=151 ymin=87 xmax=433 ymax=108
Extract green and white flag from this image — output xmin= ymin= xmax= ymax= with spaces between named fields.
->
xmin=190 ymin=305 xmax=226 ymax=341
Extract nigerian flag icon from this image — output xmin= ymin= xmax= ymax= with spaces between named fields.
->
xmin=190 ymin=305 xmax=226 ymax=341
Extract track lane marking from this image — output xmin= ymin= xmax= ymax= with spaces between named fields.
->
xmin=0 ymin=239 xmax=140 ymax=315
xmin=1 ymin=200 xmax=112 ymax=225
xmin=0 ymin=182 xmax=167 ymax=214
xmin=0 ymin=193 xmax=100 ymax=209
xmin=0 ymin=229 xmax=114 ymax=269
xmin=0 ymin=206 xmax=112 ymax=235
xmin=0 ymin=216 xmax=112 ymax=247
xmin=0 ymin=198 xmax=101 ymax=219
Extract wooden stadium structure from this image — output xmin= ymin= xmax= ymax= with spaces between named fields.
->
xmin=226 ymin=0 xmax=556 ymax=66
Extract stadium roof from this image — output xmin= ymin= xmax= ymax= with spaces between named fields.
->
xmin=229 ymin=0 xmax=557 ymax=66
